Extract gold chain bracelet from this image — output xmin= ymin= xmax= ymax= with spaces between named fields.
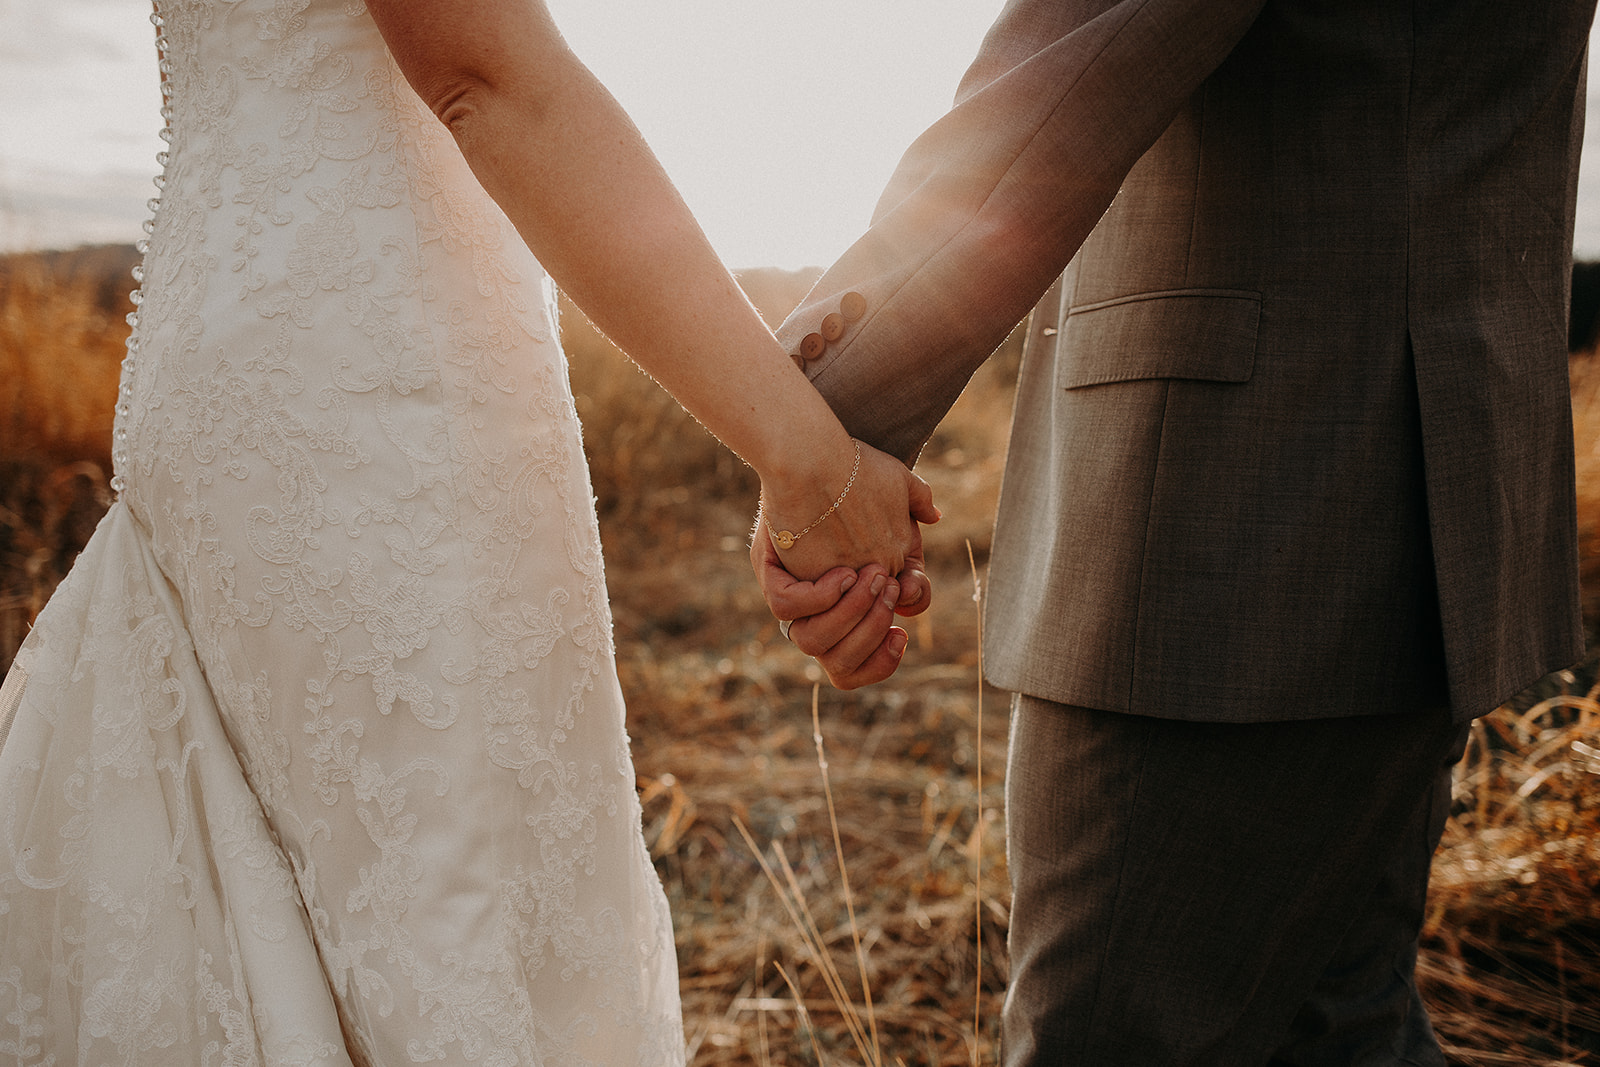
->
xmin=771 ymin=439 xmax=862 ymax=550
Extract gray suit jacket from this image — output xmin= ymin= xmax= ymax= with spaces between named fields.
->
xmin=777 ymin=0 xmax=1592 ymax=723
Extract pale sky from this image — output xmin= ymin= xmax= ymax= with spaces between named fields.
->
xmin=4 ymin=2 xmax=1600 ymax=267
xmin=0 ymin=0 xmax=1006 ymax=269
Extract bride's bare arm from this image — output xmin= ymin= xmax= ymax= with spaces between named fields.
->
xmin=363 ymin=0 xmax=934 ymax=582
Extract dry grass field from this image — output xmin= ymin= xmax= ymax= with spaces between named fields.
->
xmin=2 ymin=246 xmax=1598 ymax=1065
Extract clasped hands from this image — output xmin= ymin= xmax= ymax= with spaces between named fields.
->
xmin=753 ymin=439 xmax=938 ymax=689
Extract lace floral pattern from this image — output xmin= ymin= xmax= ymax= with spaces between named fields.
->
xmin=0 ymin=1 xmax=684 ymax=1063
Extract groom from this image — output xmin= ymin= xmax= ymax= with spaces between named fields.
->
xmin=755 ymin=0 xmax=1593 ymax=1063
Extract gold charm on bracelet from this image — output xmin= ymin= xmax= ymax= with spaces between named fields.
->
xmin=772 ymin=440 xmax=861 ymax=550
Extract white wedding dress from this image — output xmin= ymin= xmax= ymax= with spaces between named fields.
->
xmin=0 ymin=2 xmax=685 ymax=1063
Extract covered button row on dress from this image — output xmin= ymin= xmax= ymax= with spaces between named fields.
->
xmin=112 ymin=8 xmax=175 ymax=494
xmin=792 ymin=290 xmax=868 ymax=369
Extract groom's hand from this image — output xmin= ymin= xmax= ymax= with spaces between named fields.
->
xmin=751 ymin=518 xmax=933 ymax=689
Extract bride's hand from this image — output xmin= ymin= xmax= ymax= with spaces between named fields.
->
xmin=758 ymin=439 xmax=939 ymax=584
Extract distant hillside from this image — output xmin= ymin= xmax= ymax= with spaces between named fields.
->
xmin=729 ymin=265 xmax=825 ymax=327
xmin=0 ymin=243 xmax=820 ymax=339
xmin=0 ymin=245 xmax=824 ymax=484
xmin=11 ymin=242 xmax=1600 ymax=354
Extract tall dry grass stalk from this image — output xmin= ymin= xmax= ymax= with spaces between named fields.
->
xmin=966 ymin=541 xmax=986 ymax=1067
xmin=727 ymin=556 xmax=1005 ymax=1067
xmin=812 ymin=691 xmax=884 ymax=1061
xmin=732 ymin=686 xmax=888 ymax=1067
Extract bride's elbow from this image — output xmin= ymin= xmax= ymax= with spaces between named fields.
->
xmin=420 ymin=70 xmax=557 ymax=146
xmin=427 ymin=74 xmax=492 ymax=134
xmin=365 ymin=1 xmax=567 ymax=141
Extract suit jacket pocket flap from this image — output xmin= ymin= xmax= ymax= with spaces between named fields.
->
xmin=1059 ymin=289 xmax=1260 ymax=388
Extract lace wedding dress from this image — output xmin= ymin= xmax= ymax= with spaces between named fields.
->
xmin=0 ymin=1 xmax=685 ymax=1063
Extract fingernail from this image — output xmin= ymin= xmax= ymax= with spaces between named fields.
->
xmin=870 ymin=574 xmax=886 ymax=597
xmin=889 ymin=631 xmax=908 ymax=658
xmin=840 ymin=573 xmax=857 ymax=592
xmin=882 ymin=580 xmax=899 ymax=607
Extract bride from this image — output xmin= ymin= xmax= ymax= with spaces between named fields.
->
xmin=0 ymin=0 xmax=933 ymax=1062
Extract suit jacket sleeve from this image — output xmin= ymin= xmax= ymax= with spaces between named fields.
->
xmin=778 ymin=0 xmax=1266 ymax=464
